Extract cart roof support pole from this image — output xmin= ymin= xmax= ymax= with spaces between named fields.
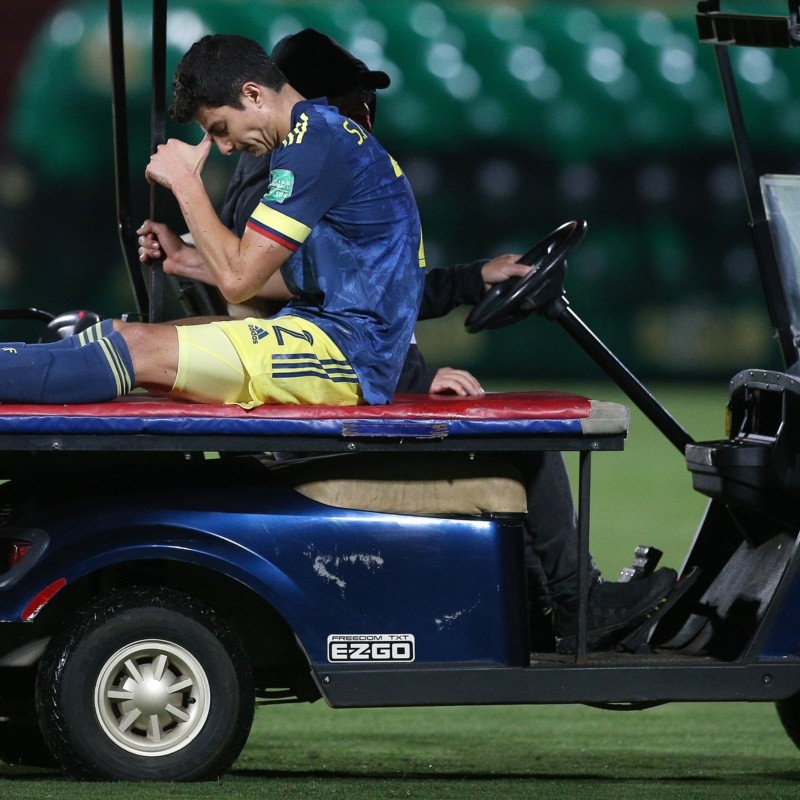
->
xmin=108 ymin=0 xmax=149 ymax=317
xmin=712 ymin=42 xmax=798 ymax=369
xmin=148 ymin=0 xmax=168 ymax=323
xmin=697 ymin=0 xmax=800 ymax=370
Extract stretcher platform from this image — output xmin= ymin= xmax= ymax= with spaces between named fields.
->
xmin=0 ymin=391 xmax=628 ymax=454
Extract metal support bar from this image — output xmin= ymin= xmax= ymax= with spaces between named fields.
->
xmin=0 ymin=433 xmax=625 ymax=457
xmin=148 ymin=0 xmax=169 ymax=323
xmin=108 ymin=0 xmax=149 ymax=316
xmin=710 ymin=44 xmax=798 ymax=369
xmin=713 ymin=46 xmax=760 ymax=222
xmin=575 ymin=450 xmax=591 ymax=665
xmin=551 ymin=302 xmax=693 ymax=455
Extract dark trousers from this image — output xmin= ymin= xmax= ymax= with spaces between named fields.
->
xmin=512 ymin=451 xmax=601 ymax=610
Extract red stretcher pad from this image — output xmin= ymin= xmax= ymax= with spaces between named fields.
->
xmin=0 ymin=392 xmax=629 ymax=439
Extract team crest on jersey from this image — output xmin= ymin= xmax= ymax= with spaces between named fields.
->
xmin=248 ymin=323 xmax=269 ymax=344
xmin=264 ymin=169 xmax=295 ymax=204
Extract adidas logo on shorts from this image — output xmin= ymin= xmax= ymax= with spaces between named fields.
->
xmin=248 ymin=323 xmax=269 ymax=344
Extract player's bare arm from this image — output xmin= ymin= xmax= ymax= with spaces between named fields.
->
xmin=138 ymin=220 xmax=294 ymax=303
xmin=146 ymin=135 xmax=292 ymax=304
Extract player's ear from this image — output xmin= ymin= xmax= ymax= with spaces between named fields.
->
xmin=241 ymin=82 xmax=263 ymax=106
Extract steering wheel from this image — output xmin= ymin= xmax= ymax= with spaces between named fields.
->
xmin=464 ymin=220 xmax=587 ymax=333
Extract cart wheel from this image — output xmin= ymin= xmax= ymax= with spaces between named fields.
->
xmin=0 ymin=720 xmax=57 ymax=768
xmin=777 ymin=694 xmax=800 ymax=751
xmin=35 ymin=587 xmax=254 ymax=781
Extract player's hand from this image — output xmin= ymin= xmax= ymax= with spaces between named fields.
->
xmin=481 ymin=254 xmax=529 ymax=291
xmin=136 ymin=219 xmax=208 ymax=282
xmin=429 ymin=367 xmax=484 ymax=396
xmin=136 ymin=219 xmax=185 ymax=265
xmin=145 ymin=134 xmax=213 ymax=190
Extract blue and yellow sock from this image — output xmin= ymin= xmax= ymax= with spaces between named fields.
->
xmin=1 ymin=319 xmax=117 ymax=352
xmin=32 ymin=318 xmax=115 ymax=349
xmin=0 ymin=329 xmax=135 ymax=403
xmin=72 ymin=319 xmax=115 ymax=347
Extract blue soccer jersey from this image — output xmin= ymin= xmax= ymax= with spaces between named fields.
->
xmin=245 ymin=100 xmax=425 ymax=404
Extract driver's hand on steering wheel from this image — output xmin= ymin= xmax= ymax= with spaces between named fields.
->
xmin=429 ymin=367 xmax=484 ymax=396
xmin=480 ymin=254 xmax=528 ymax=291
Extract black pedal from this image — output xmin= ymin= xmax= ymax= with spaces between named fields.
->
xmin=617 ymin=566 xmax=702 ymax=654
xmin=619 ymin=545 xmax=663 ymax=583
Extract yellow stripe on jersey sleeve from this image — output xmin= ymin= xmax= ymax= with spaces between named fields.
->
xmin=250 ymin=204 xmax=312 ymax=245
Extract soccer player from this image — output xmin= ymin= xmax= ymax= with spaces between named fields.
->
xmin=138 ymin=28 xmax=527 ymax=396
xmin=0 ymin=34 xmax=424 ymax=410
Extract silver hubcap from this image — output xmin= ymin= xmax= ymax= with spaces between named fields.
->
xmin=94 ymin=639 xmax=211 ymax=756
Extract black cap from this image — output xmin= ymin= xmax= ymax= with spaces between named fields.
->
xmin=270 ymin=28 xmax=390 ymax=100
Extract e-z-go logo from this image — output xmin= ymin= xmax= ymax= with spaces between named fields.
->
xmin=327 ymin=634 xmax=415 ymax=663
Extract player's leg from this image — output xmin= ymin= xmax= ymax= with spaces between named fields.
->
xmin=168 ymin=323 xmax=251 ymax=404
xmin=200 ymin=315 xmax=362 ymax=408
xmin=0 ymin=319 xmax=116 ymax=354
xmin=0 ymin=315 xmax=357 ymax=406
xmin=67 ymin=318 xmax=116 ymax=346
xmin=0 ymin=324 xmax=138 ymax=403
xmin=0 ymin=320 xmax=183 ymax=403
xmin=116 ymin=321 xmax=179 ymax=394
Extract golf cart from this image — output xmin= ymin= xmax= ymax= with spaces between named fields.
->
xmin=2 ymin=0 xmax=800 ymax=782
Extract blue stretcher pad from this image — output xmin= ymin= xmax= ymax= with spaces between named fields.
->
xmin=0 ymin=392 xmax=629 ymax=440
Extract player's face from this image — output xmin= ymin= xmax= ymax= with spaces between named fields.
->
xmin=196 ymin=90 xmax=283 ymax=157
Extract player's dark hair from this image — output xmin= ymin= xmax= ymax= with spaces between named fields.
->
xmin=170 ymin=34 xmax=287 ymax=123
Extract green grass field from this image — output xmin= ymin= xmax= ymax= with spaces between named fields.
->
xmin=3 ymin=383 xmax=800 ymax=798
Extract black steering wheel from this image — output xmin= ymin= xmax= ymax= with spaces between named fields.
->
xmin=465 ymin=220 xmax=587 ymax=333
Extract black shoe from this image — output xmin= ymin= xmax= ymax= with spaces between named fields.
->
xmin=553 ymin=567 xmax=678 ymax=654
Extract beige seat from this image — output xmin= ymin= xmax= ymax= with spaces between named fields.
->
xmin=270 ymin=452 xmax=527 ymax=516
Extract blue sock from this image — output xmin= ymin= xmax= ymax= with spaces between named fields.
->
xmin=72 ymin=318 xmax=115 ymax=347
xmin=0 ymin=330 xmax=135 ymax=403
xmin=31 ymin=318 xmax=115 ymax=349
xmin=1 ymin=319 xmax=117 ymax=352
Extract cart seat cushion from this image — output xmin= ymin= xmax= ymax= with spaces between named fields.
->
xmin=272 ymin=452 xmax=527 ymax=516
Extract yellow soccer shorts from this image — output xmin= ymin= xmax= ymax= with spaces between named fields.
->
xmin=172 ymin=315 xmax=363 ymax=408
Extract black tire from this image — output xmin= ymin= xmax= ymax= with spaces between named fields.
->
xmin=0 ymin=720 xmax=57 ymax=768
xmin=0 ymin=667 xmax=57 ymax=768
xmin=777 ymin=694 xmax=800 ymax=752
xmin=36 ymin=587 xmax=254 ymax=781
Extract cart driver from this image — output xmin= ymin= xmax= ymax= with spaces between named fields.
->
xmin=137 ymin=29 xmax=678 ymax=653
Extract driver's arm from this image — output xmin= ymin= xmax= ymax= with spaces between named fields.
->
xmin=419 ymin=261 xmax=486 ymax=320
xmin=480 ymin=254 xmax=528 ymax=290
xmin=419 ymin=254 xmax=526 ymax=320
xmin=395 ymin=344 xmax=483 ymax=396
